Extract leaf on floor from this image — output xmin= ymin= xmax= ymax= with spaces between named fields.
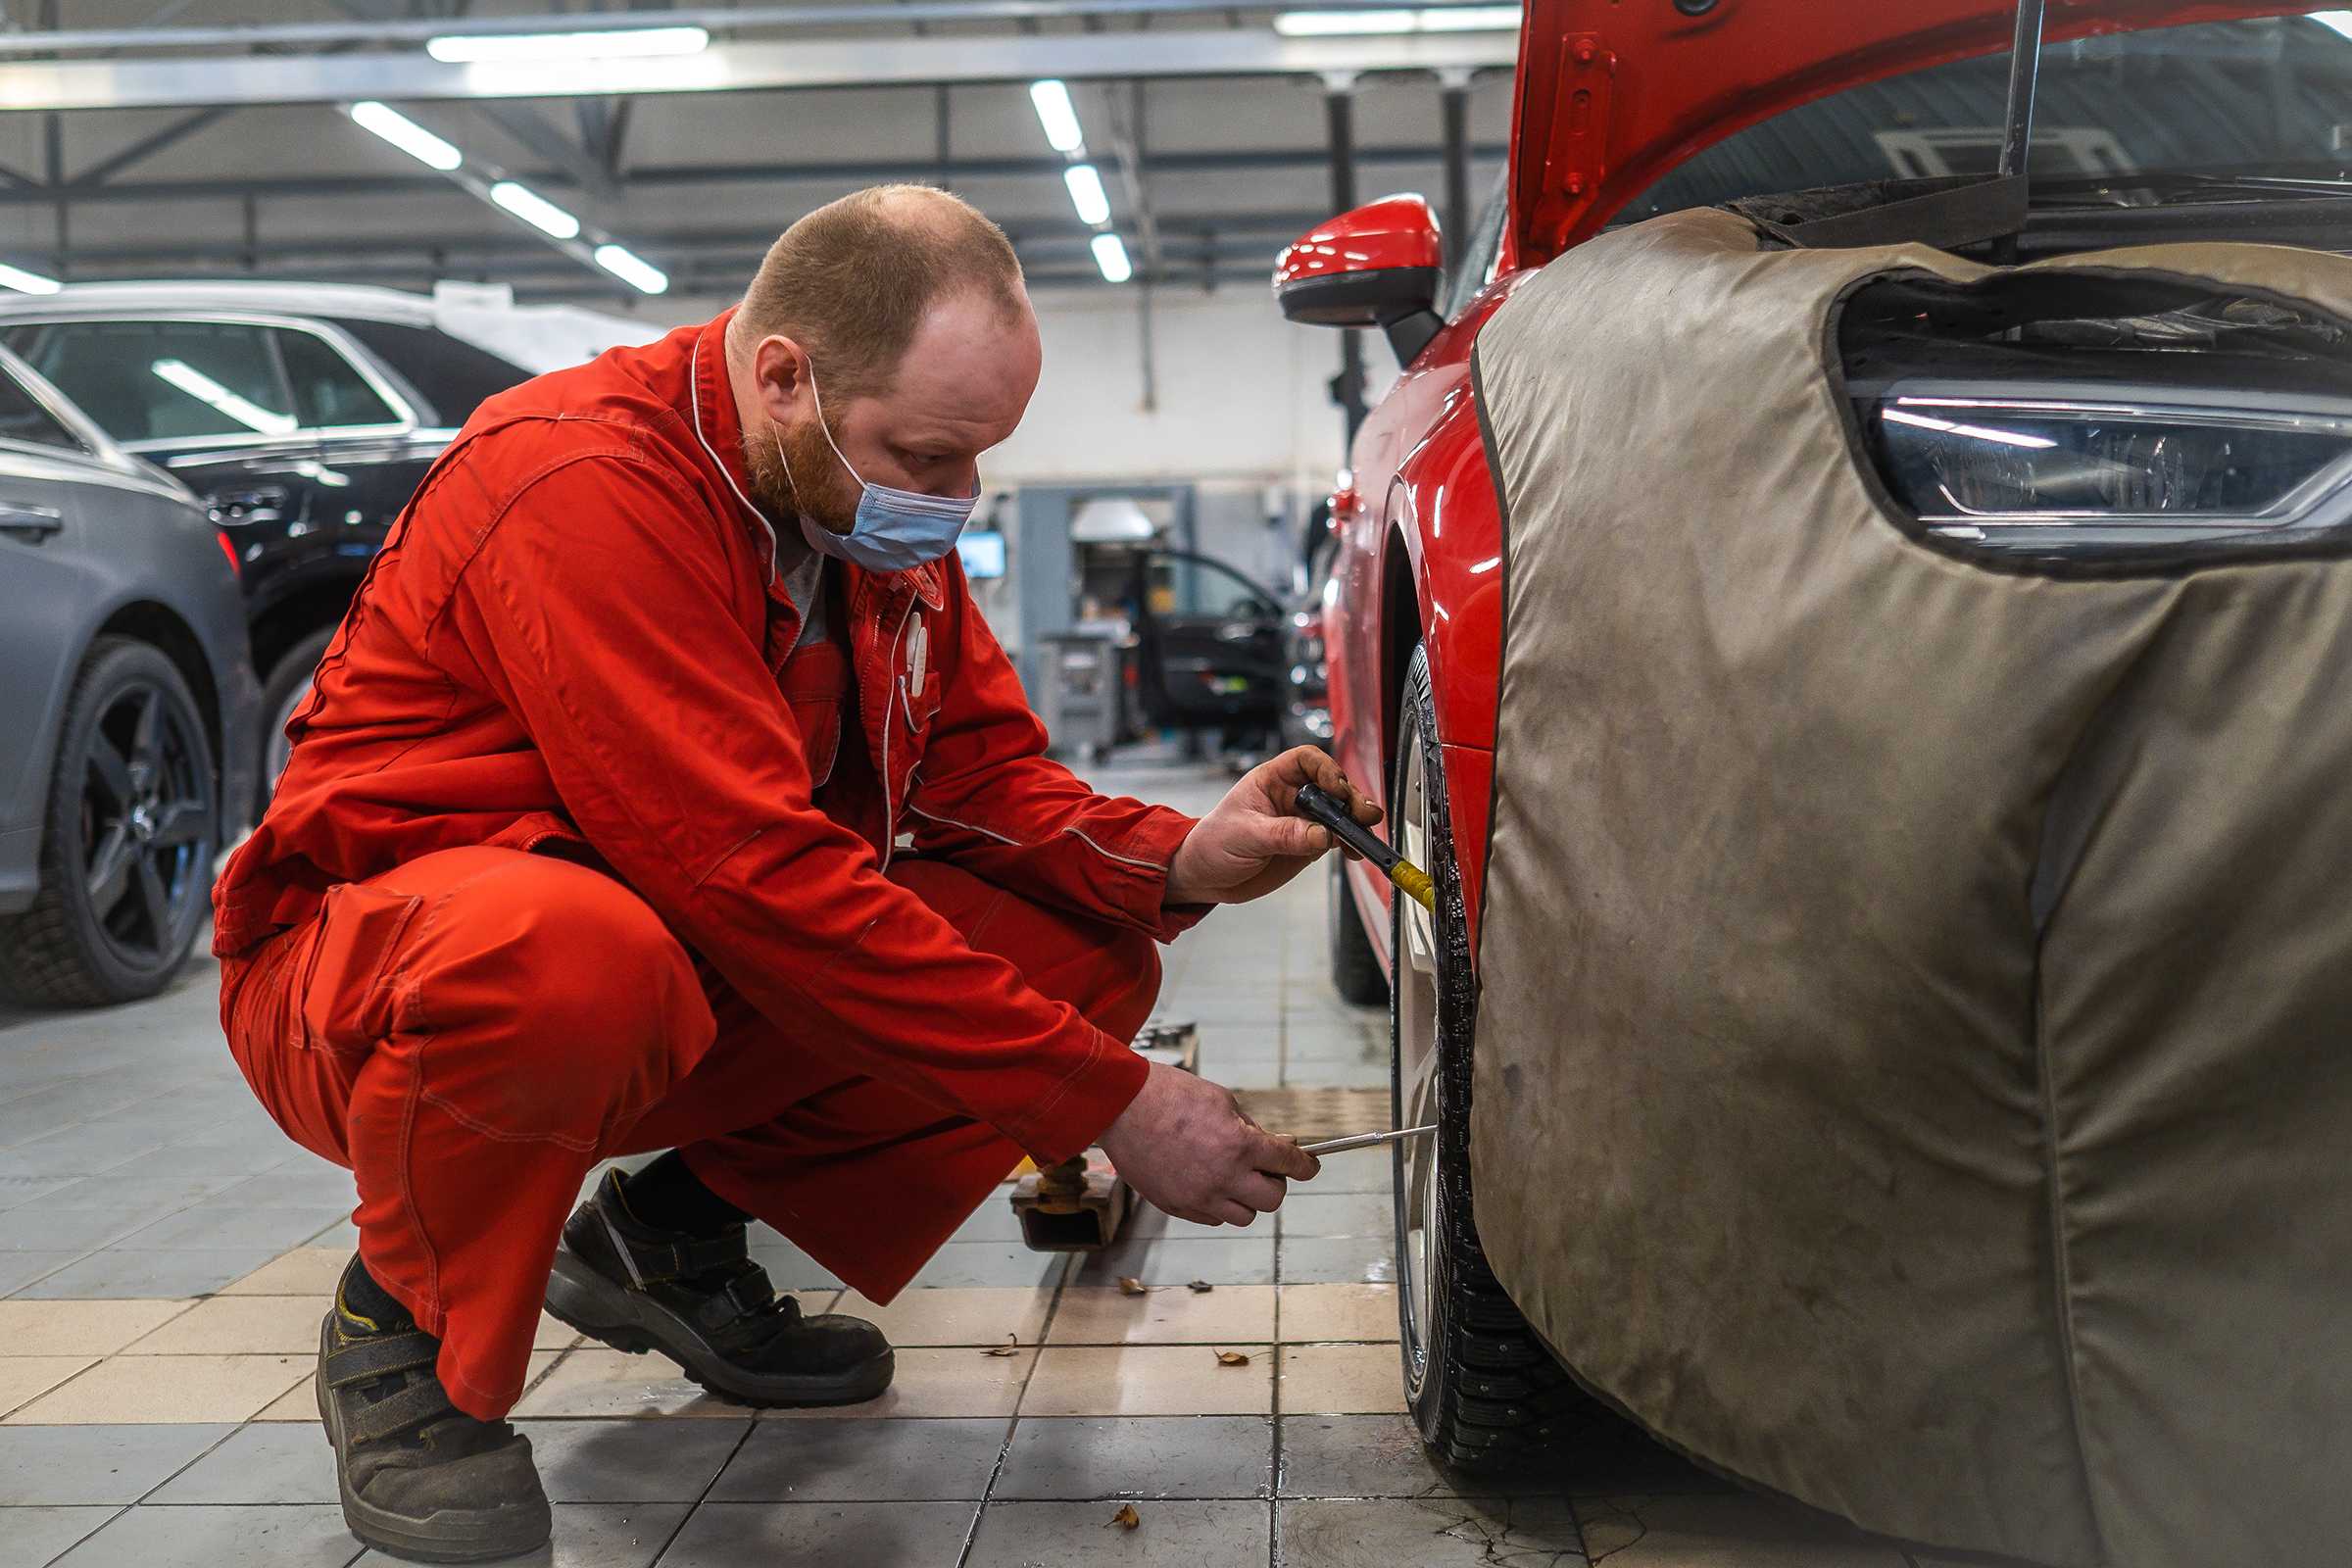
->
xmin=1187 ymin=1280 xmax=1213 ymax=1293
xmin=984 ymin=1335 xmax=1019 ymax=1357
xmin=1108 ymin=1503 xmax=1142 ymax=1531
xmin=1117 ymin=1276 xmax=1149 ymax=1296
xmin=1215 ymin=1348 xmax=1251 ymax=1366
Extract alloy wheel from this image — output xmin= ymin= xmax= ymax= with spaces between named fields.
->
xmin=78 ymin=678 xmax=213 ymax=965
xmin=1393 ymin=710 xmax=1445 ymax=1388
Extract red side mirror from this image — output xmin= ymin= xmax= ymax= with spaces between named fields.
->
xmin=1273 ymin=194 xmax=1446 ymax=365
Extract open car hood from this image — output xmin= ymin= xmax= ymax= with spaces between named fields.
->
xmin=1510 ymin=0 xmax=2312 ymax=266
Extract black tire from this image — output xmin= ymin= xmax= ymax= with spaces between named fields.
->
xmin=0 ymin=637 xmax=219 ymax=1007
xmin=257 ymin=626 xmax=334 ymax=816
xmin=1391 ymin=643 xmax=1600 ymax=1468
xmin=1328 ymin=851 xmax=1389 ymax=1005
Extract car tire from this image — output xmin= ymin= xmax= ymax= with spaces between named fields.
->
xmin=0 ymin=637 xmax=220 ymax=1008
xmin=1328 ymin=852 xmax=1389 ymax=1005
xmin=257 ymin=626 xmax=333 ymax=815
xmin=1391 ymin=642 xmax=1602 ymax=1468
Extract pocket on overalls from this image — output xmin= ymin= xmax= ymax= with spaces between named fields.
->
xmin=296 ymin=881 xmax=425 ymax=1056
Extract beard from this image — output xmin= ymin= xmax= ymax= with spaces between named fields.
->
xmin=744 ymin=412 xmax=858 ymax=536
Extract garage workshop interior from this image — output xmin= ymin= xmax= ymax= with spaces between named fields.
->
xmin=3 ymin=3 xmax=2349 ymax=1565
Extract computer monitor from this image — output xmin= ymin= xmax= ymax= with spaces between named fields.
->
xmin=956 ymin=529 xmax=1006 ymax=579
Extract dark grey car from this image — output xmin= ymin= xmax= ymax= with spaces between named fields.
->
xmin=0 ymin=347 xmax=258 ymax=1006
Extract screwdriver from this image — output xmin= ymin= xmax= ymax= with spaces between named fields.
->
xmin=1298 ymin=1125 xmax=1436 ymax=1156
xmin=1293 ymin=781 xmax=1436 ymax=913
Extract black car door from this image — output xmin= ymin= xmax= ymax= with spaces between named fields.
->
xmin=1129 ymin=548 xmax=1287 ymax=730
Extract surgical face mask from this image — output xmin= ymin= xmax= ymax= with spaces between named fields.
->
xmin=776 ymin=368 xmax=979 ymax=574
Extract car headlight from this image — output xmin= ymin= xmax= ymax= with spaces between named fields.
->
xmin=1866 ymin=382 xmax=2352 ymax=554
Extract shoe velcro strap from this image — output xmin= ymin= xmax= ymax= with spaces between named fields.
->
xmin=342 ymin=1377 xmax=459 ymax=1444
xmin=626 ymin=1226 xmax=748 ymax=1283
xmin=324 ymin=1328 xmax=442 ymax=1389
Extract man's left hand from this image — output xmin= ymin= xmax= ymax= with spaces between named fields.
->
xmin=1164 ymin=747 xmax=1382 ymax=906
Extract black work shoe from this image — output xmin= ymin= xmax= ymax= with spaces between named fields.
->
xmin=317 ymin=1280 xmax=551 ymax=1563
xmin=544 ymin=1168 xmax=894 ymax=1408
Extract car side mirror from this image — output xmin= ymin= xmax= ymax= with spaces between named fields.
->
xmin=1274 ymin=195 xmax=1446 ymax=367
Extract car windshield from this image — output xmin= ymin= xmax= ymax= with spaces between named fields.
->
xmin=1617 ymin=14 xmax=2352 ymax=224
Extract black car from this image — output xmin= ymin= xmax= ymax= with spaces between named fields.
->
xmin=0 ymin=283 xmax=658 ymax=809
xmin=1121 ymin=546 xmax=1288 ymax=753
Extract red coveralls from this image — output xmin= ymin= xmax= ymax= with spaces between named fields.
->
xmin=213 ymin=312 xmax=1200 ymax=1419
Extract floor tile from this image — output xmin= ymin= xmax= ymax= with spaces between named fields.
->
xmin=220 ymin=1249 xmax=352 ymax=1297
xmin=509 ymin=1349 xmax=748 ymax=1420
xmin=0 ymin=1357 xmax=96 ymax=1419
xmin=0 ymin=1299 xmax=192 ymax=1357
xmin=994 ymin=1415 xmax=1272 ymax=1500
xmin=1278 ymin=1283 xmax=1396 ymax=1343
xmin=1295 ymin=1153 xmax=1390 ymax=1193
xmin=1068 ymin=1237 xmax=1274 ymax=1288
xmin=1277 ymin=1235 xmax=1396 ymax=1286
xmin=1277 ymin=1414 xmax=1517 ymax=1498
xmin=354 ymin=1502 xmax=691 ymax=1568
xmin=255 ymin=1353 xmax=560 ymax=1425
xmin=1279 ymin=1061 xmax=1391 ymax=1090
xmin=198 ymin=1169 xmax=358 ymax=1208
xmin=1022 ymin=1345 xmax=1272 ymax=1417
xmin=0 ymin=1505 xmax=118 ymax=1568
xmin=760 ymin=1347 xmax=1033 ymax=1421
xmin=1279 ymin=1496 xmax=1587 ymax=1566
xmin=518 ymin=1419 xmax=752 ymax=1502
xmin=947 ymin=1200 xmax=1026 ymax=1244
xmin=16 ymin=1249 xmax=284 ymax=1299
xmin=656 ymin=1500 xmax=977 ymax=1567
xmin=1570 ymin=1491 xmax=1910 ymax=1565
xmin=901 ymin=1242 xmax=1070 ymax=1290
xmin=122 ymin=1295 xmax=325 ymax=1355
xmin=834 ymin=1287 xmax=1052 ymax=1347
xmin=51 ymin=1502 xmax=362 ymax=1568
xmin=1279 ymin=1343 xmax=1406 ymax=1415
xmin=144 ymin=1423 xmax=337 ymax=1504
xmin=709 ymin=1417 xmax=1005 ymax=1500
xmin=115 ymin=1206 xmax=349 ymax=1254
xmin=0 ymin=1252 xmax=77 ymax=1297
xmin=25 ymin=1172 xmax=242 ymax=1215
xmin=0 ymin=1424 xmax=237 ymax=1504
xmin=965 ymin=1498 xmax=1268 ymax=1566
xmin=6 ymin=1353 xmax=307 ymax=1424
xmin=1048 ymin=1285 xmax=1276 ymax=1346
xmin=0 ymin=1208 xmax=155 ymax=1253
xmin=98 ymin=1140 xmax=295 ymax=1180
xmin=744 ymin=1238 xmax=844 ymax=1292
xmin=1278 ymin=1191 xmax=1393 ymax=1239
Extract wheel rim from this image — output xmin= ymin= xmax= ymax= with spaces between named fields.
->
xmin=78 ymin=679 xmax=212 ymax=967
xmin=1394 ymin=714 xmax=1444 ymax=1387
xmin=263 ymin=673 xmax=310 ymax=790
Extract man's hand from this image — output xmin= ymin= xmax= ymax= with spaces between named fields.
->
xmin=1163 ymin=746 xmax=1381 ymax=906
xmin=1099 ymin=1062 xmax=1320 ymax=1226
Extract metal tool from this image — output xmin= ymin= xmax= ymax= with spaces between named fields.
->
xmin=1298 ymin=1124 xmax=1437 ymax=1156
xmin=1293 ymin=781 xmax=1436 ymax=912
xmin=1012 ymin=1019 xmax=1199 ymax=1250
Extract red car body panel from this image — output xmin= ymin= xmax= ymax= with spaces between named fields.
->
xmin=1318 ymin=0 xmax=2312 ymax=968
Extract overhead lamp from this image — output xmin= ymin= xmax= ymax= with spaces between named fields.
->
xmin=346 ymin=100 xmax=463 ymax=172
xmin=426 ymin=25 xmax=710 ymax=63
xmin=2313 ymin=10 xmax=2352 ymax=40
xmin=1091 ymin=232 xmax=1135 ymax=284
xmin=152 ymin=359 xmax=297 ymax=436
xmin=1063 ymin=164 xmax=1111 ymax=226
xmin=1029 ymin=79 xmax=1086 ymax=154
xmin=593 ymin=243 xmax=670 ymax=296
xmin=489 ymin=180 xmax=582 ymax=239
xmin=1273 ymin=6 xmax=1520 ymax=35
xmin=0 ymin=261 xmax=61 ymax=294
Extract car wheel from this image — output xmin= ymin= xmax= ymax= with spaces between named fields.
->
xmin=1391 ymin=642 xmax=1598 ymax=1467
xmin=0 ymin=637 xmax=219 ymax=1007
xmin=256 ymin=627 xmax=333 ymax=815
xmin=1329 ymin=852 xmax=1389 ymax=1005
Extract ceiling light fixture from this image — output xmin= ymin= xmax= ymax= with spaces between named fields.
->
xmin=488 ymin=179 xmax=582 ymax=239
xmin=1091 ymin=232 xmax=1134 ymax=284
xmin=1273 ymin=6 xmax=1520 ymax=35
xmin=345 ymin=99 xmax=462 ymax=171
xmin=1029 ymin=78 xmax=1086 ymax=154
xmin=0 ymin=261 xmax=61 ymax=294
xmin=1063 ymin=163 xmax=1111 ymax=226
xmin=425 ymin=25 xmax=710 ymax=64
xmin=592 ymin=243 xmax=669 ymax=295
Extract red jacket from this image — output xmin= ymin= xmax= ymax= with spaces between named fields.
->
xmin=214 ymin=312 xmax=1197 ymax=1161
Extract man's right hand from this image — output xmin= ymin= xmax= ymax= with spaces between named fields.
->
xmin=1099 ymin=1061 xmax=1320 ymax=1227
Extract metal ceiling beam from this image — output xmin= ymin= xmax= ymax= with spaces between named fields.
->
xmin=0 ymin=29 xmax=1515 ymax=112
xmin=470 ymin=100 xmax=621 ymax=202
xmin=65 ymin=104 xmax=236 ymax=187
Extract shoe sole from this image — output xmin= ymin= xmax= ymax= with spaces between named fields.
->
xmin=316 ymin=1313 xmax=553 ymax=1565
xmin=543 ymin=1249 xmax=895 ymax=1408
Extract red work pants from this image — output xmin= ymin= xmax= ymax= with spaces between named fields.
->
xmin=220 ymin=846 xmax=1159 ymax=1419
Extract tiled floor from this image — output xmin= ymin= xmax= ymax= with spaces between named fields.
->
xmin=0 ymin=758 xmax=1931 ymax=1566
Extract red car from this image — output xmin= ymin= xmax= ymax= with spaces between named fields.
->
xmin=1275 ymin=0 xmax=2352 ymax=1546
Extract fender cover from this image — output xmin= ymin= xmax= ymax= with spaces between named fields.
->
xmin=1468 ymin=206 xmax=2352 ymax=1567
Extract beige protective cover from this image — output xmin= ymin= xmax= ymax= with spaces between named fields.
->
xmin=1470 ymin=206 xmax=2352 ymax=1568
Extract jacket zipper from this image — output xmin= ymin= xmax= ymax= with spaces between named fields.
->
xmin=877 ymin=594 xmax=919 ymax=871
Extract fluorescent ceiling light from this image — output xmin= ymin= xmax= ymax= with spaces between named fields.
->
xmin=2312 ymin=10 xmax=2352 ymax=40
xmin=489 ymin=180 xmax=581 ymax=239
xmin=1063 ymin=164 xmax=1111 ymax=226
xmin=1274 ymin=6 xmax=1519 ymax=35
xmin=0 ymin=261 xmax=61 ymax=294
xmin=1091 ymin=232 xmax=1134 ymax=284
xmin=426 ymin=25 xmax=709 ymax=64
xmin=346 ymin=100 xmax=462 ymax=172
xmin=593 ymin=243 xmax=669 ymax=295
xmin=152 ymin=359 xmax=297 ymax=436
xmin=1029 ymin=79 xmax=1086 ymax=154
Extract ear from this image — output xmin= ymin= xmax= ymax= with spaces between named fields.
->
xmin=750 ymin=334 xmax=814 ymax=425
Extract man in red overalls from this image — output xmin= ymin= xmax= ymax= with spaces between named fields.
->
xmin=214 ymin=185 xmax=1370 ymax=1561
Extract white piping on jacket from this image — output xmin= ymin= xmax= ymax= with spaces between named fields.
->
xmin=903 ymin=794 xmax=1172 ymax=873
xmin=688 ymin=332 xmax=780 ymax=588
xmin=877 ymin=594 xmax=918 ymax=871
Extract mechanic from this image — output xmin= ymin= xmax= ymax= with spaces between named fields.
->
xmin=211 ymin=184 xmax=1371 ymax=1563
